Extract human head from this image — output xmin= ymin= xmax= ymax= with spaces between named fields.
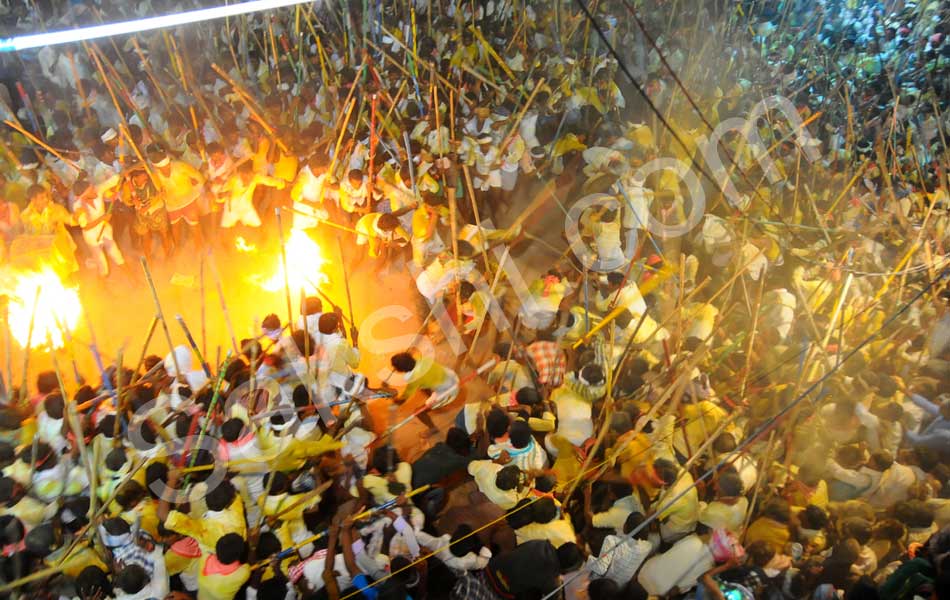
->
xmin=495 ymin=465 xmax=522 ymax=491
xmin=508 ymin=419 xmax=532 ymax=449
xmin=390 ymin=352 xmax=416 ymax=373
xmin=623 ymin=512 xmax=649 ymax=539
xmin=216 ymin=533 xmax=247 ymax=564
xmin=27 ymin=184 xmax=50 ymax=209
xmin=531 ymin=497 xmax=558 ymax=524
xmin=318 ymin=312 xmax=342 ymax=335
xmin=556 ymin=542 xmax=583 ymax=573
xmin=302 ymin=296 xmax=323 ymax=316
xmin=115 ymin=564 xmax=148 ymax=595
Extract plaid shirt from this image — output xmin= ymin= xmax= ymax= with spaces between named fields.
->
xmin=451 ymin=571 xmax=501 ymax=600
xmin=111 ymin=531 xmax=158 ymax=578
xmin=523 ymin=342 xmax=566 ymax=388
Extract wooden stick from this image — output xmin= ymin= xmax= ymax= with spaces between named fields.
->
xmin=131 ymin=316 xmax=159 ymax=383
xmin=140 ymin=256 xmax=182 ymax=383
xmin=275 ymin=208 xmax=296 ymax=338
xmin=336 ymin=236 xmax=358 ymax=347
xmin=210 ymin=63 xmax=289 ymax=153
xmin=17 ymin=287 xmax=41 ymax=406
xmin=2 ymin=120 xmax=80 ymax=171
xmin=208 ymin=253 xmax=240 ymax=356
xmin=462 ymin=164 xmax=494 ymax=281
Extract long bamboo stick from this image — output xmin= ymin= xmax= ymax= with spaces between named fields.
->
xmin=140 ymin=257 xmax=182 ymax=383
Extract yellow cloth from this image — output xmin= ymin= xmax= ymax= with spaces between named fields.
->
xmin=196 ymin=557 xmax=251 ymax=600
xmin=156 ymin=161 xmax=205 ymax=211
xmin=20 ymin=202 xmax=72 ymax=235
xmin=744 ymin=516 xmax=791 ymax=554
xmin=515 ymin=519 xmax=577 ymax=547
xmin=402 ymin=356 xmax=454 ymax=399
xmin=361 ymin=461 xmax=412 ymax=505
xmin=165 ymin=497 xmax=246 ymax=551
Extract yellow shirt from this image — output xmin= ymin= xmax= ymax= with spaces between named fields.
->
xmin=20 ymin=202 xmax=72 ymax=235
xmin=156 ymin=161 xmax=205 ymax=211
xmin=197 ymin=556 xmax=251 ymax=600
xmin=515 ymin=519 xmax=577 ymax=547
xmin=166 ymin=497 xmax=246 ymax=552
xmin=744 ymin=516 xmax=791 ymax=554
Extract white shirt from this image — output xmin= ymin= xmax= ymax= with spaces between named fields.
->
xmin=467 ymin=460 xmax=525 ymax=509
xmin=587 ymin=535 xmax=654 ymax=585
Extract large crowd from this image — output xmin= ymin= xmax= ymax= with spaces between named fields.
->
xmin=0 ymin=0 xmax=949 ymax=599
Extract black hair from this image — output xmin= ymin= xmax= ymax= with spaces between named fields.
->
xmin=390 ymin=352 xmax=416 ymax=372
xmin=535 ymin=475 xmax=556 ymax=493
xmin=263 ymin=472 xmax=290 ymax=496
xmin=43 ymin=393 xmax=65 ymax=419
xmin=762 ymin=499 xmax=791 ymax=524
xmin=716 ymin=470 xmax=743 ymax=497
xmin=531 ymin=497 xmax=558 ymax=524
xmin=505 ymin=498 xmax=534 ymax=529
xmin=458 ymin=281 xmax=476 ymax=301
xmin=293 ymin=384 xmax=311 ymax=408
xmin=302 ymin=297 xmax=323 ymax=316
xmin=515 ymin=387 xmax=541 ymax=406
xmin=104 ymin=448 xmax=127 ymax=472
xmin=579 ymin=364 xmax=605 ymax=386
xmin=623 ymin=512 xmax=648 ymax=538
xmin=652 ymin=458 xmax=679 ymax=486
xmin=221 ymin=418 xmax=246 ymax=442
xmin=262 ymin=313 xmax=281 ymax=330
xmin=115 ymin=564 xmax=148 ymax=594
xmin=448 ymin=524 xmax=482 ymax=558
xmin=445 ymin=427 xmax=472 ymax=456
xmin=371 ymin=446 xmax=401 ymax=475
xmin=318 ymin=312 xmax=341 ymax=335
xmin=495 ymin=465 xmax=522 ymax=491
xmin=508 ymin=420 xmax=532 ymax=449
xmin=556 ymin=542 xmax=583 ymax=573
xmin=486 ymin=407 xmax=510 ymax=439
xmin=588 ymin=578 xmax=621 ymax=600
xmin=76 ymin=566 xmax=112 ymax=600
xmin=205 ymin=480 xmax=237 ymax=512
xmin=291 ymin=330 xmax=317 ymax=357
xmin=36 ymin=371 xmax=58 ymax=394
xmin=216 ymin=533 xmax=247 ymax=564
xmin=257 ymin=530 xmax=282 ymax=558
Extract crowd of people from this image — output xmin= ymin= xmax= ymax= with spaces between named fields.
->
xmin=0 ymin=0 xmax=949 ymax=599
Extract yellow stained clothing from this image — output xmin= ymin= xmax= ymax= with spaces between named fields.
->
xmin=515 ymin=519 xmax=577 ymax=547
xmin=166 ymin=497 xmax=246 ymax=551
xmin=155 ymin=161 xmax=205 ymax=211
xmin=121 ymin=500 xmax=160 ymax=540
xmin=674 ymin=401 xmax=729 ymax=458
xmin=548 ymin=434 xmax=582 ymax=483
xmin=3 ymin=495 xmax=49 ymax=527
xmin=361 ymin=461 xmax=412 ymax=505
xmin=355 ymin=213 xmax=409 ymax=257
xmin=744 ymin=516 xmax=791 ymax=555
xmin=196 ymin=556 xmax=251 ymax=600
xmin=656 ymin=471 xmax=700 ymax=538
xmin=20 ymin=202 xmax=72 ymax=235
xmin=273 ymin=149 xmax=299 ymax=182
xmin=264 ymin=434 xmax=343 ymax=472
xmin=699 ymin=498 xmax=748 ymax=534
xmin=467 ymin=459 xmax=526 ymax=509
xmin=402 ymin=356 xmax=455 ymax=399
xmin=614 ymin=431 xmax=654 ymax=479
xmin=47 ymin=542 xmax=109 ymax=578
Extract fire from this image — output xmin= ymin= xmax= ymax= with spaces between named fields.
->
xmin=260 ymin=229 xmax=328 ymax=293
xmin=235 ymin=236 xmax=257 ymax=253
xmin=2 ymin=267 xmax=82 ymax=349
